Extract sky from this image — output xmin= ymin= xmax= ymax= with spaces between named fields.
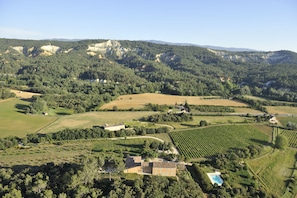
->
xmin=0 ymin=0 xmax=296 ymax=52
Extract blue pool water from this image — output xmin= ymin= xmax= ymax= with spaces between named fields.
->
xmin=210 ymin=174 xmax=223 ymax=186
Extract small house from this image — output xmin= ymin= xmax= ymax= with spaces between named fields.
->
xmin=103 ymin=123 xmax=125 ymax=131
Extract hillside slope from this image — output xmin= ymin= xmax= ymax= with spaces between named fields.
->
xmin=0 ymin=39 xmax=296 ymax=110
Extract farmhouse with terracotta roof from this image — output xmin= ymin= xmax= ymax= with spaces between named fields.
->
xmin=123 ymin=156 xmax=176 ymax=177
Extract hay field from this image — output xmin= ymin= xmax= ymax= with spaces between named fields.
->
xmin=0 ymin=99 xmax=56 ymax=138
xmin=39 ymin=111 xmax=157 ymax=133
xmin=100 ymin=93 xmax=248 ymax=110
xmin=265 ymin=106 xmax=297 ymax=115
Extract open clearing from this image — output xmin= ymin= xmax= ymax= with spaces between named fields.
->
xmin=39 ymin=111 xmax=157 ymax=133
xmin=100 ymin=93 xmax=248 ymax=110
xmin=0 ymin=99 xmax=56 ymax=138
xmin=10 ymin=89 xmax=40 ymax=99
xmin=247 ymin=148 xmax=297 ymax=197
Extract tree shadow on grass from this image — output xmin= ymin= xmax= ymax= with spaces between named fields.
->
xmin=55 ymin=112 xmax=72 ymax=116
xmin=249 ymin=138 xmax=272 ymax=146
xmin=15 ymin=103 xmax=30 ymax=114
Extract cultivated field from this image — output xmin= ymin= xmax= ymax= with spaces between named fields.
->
xmin=265 ymin=106 xmax=297 ymax=115
xmin=280 ymin=129 xmax=297 ymax=148
xmin=100 ymin=93 xmax=248 ymax=110
xmin=233 ymin=107 xmax=263 ymax=114
xmin=0 ymin=138 xmax=159 ymax=167
xmin=0 ymin=99 xmax=56 ymax=138
xmin=247 ymin=148 xmax=297 ymax=197
xmin=161 ymin=115 xmax=255 ymax=129
xmin=38 ymin=111 xmax=158 ymax=133
xmin=170 ymin=124 xmax=269 ymax=159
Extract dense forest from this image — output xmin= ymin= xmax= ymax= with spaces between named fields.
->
xmin=0 ymin=38 xmax=297 ymax=113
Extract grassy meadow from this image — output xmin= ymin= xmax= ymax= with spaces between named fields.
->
xmin=0 ymin=138 xmax=159 ymax=167
xmin=0 ymin=99 xmax=56 ymax=138
xmin=100 ymin=93 xmax=248 ymax=110
xmin=265 ymin=106 xmax=297 ymax=115
xmin=247 ymin=148 xmax=297 ymax=197
xmin=38 ymin=111 xmax=158 ymax=133
xmin=277 ymin=116 xmax=297 ymax=127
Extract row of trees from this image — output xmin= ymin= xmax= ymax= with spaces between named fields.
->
xmin=0 ymin=87 xmax=15 ymax=99
xmin=0 ymin=126 xmax=171 ymax=150
xmin=140 ymin=113 xmax=193 ymax=122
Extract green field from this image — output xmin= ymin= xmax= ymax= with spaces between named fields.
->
xmin=247 ymin=148 xmax=297 ymax=197
xmin=38 ymin=111 xmax=158 ymax=133
xmin=277 ymin=116 xmax=297 ymax=126
xmin=161 ymin=115 xmax=254 ymax=129
xmin=0 ymin=99 xmax=56 ymax=138
xmin=0 ymin=138 xmax=159 ymax=167
xmin=170 ymin=124 xmax=270 ymax=159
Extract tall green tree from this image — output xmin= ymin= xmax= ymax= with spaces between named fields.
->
xmin=275 ymin=135 xmax=288 ymax=149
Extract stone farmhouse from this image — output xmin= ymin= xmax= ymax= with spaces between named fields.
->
xmin=123 ymin=156 xmax=176 ymax=177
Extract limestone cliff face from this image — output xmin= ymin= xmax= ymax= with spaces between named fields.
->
xmin=6 ymin=39 xmax=296 ymax=65
xmin=40 ymin=45 xmax=60 ymax=56
xmin=208 ymin=49 xmax=294 ymax=64
xmin=87 ymin=40 xmax=129 ymax=59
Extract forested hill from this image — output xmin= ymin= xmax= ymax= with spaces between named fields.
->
xmin=0 ymin=38 xmax=296 ymax=112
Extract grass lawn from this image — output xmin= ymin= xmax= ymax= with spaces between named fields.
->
xmin=145 ymin=133 xmax=173 ymax=144
xmin=0 ymin=99 xmax=56 ymax=138
xmin=247 ymin=148 xmax=297 ymax=197
xmin=100 ymin=93 xmax=248 ymax=110
xmin=39 ymin=111 xmax=157 ymax=133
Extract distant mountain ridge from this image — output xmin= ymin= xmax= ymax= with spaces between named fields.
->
xmin=3 ymin=38 xmax=296 ymax=65
xmin=145 ymin=40 xmax=258 ymax=52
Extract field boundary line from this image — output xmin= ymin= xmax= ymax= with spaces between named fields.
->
xmin=34 ymin=117 xmax=59 ymax=133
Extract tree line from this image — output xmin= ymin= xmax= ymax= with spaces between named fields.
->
xmin=0 ymin=126 xmax=170 ymax=150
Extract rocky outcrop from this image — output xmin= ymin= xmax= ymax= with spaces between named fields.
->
xmin=87 ymin=40 xmax=129 ymax=59
xmin=155 ymin=52 xmax=181 ymax=66
xmin=208 ymin=49 xmax=294 ymax=64
xmin=40 ymin=44 xmax=60 ymax=56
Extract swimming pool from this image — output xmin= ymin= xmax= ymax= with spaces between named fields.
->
xmin=207 ymin=172 xmax=224 ymax=186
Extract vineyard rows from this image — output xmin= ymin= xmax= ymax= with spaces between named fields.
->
xmin=281 ymin=130 xmax=297 ymax=148
xmin=170 ymin=125 xmax=269 ymax=159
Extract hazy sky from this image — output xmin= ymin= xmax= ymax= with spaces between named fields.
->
xmin=0 ymin=0 xmax=296 ymax=52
